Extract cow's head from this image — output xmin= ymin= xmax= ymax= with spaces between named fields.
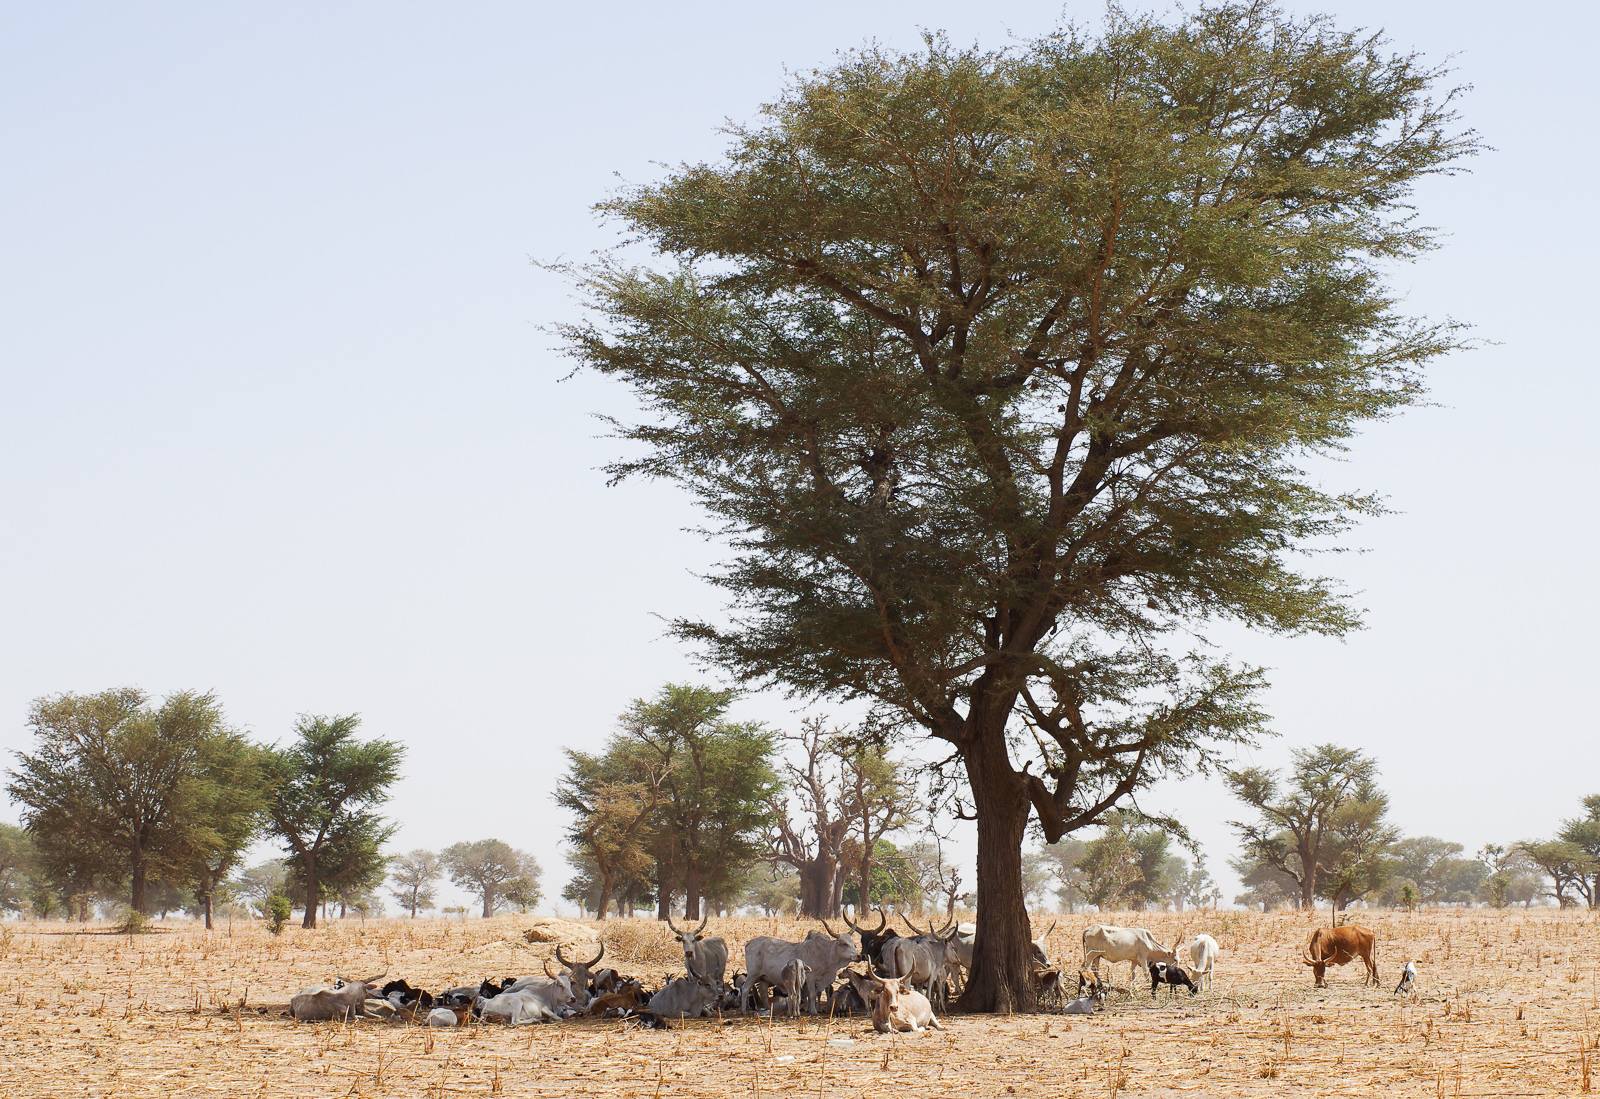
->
xmin=666 ymin=912 xmax=712 ymax=968
xmin=846 ymin=907 xmax=896 ymax=962
xmin=868 ymin=971 xmax=907 ymax=1016
xmin=815 ymin=920 xmax=861 ymax=967
xmin=550 ymin=942 xmax=605 ymax=1003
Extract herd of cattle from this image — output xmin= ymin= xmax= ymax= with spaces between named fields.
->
xmin=287 ymin=912 xmax=1403 ymax=1029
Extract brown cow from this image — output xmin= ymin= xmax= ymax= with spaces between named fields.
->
xmin=1302 ymin=924 xmax=1378 ymax=988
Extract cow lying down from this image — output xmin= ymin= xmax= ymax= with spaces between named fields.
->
xmin=290 ymin=974 xmax=389 ymax=1022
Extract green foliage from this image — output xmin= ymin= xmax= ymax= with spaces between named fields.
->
xmin=564 ymin=3 xmax=1474 ymax=879
xmin=264 ymin=892 xmax=292 ymax=935
xmin=590 ymin=684 xmax=779 ymax=917
xmin=0 ymin=823 xmax=39 ymax=915
xmin=1227 ymin=744 xmax=1394 ymax=908
xmin=388 ymin=850 xmax=442 ymax=918
xmin=264 ymin=714 xmax=402 ymax=928
xmin=441 ymin=840 xmax=541 ymax=916
xmin=6 ymin=689 xmax=264 ymax=916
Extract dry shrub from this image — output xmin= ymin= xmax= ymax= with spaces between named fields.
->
xmin=597 ymin=918 xmax=684 ymax=966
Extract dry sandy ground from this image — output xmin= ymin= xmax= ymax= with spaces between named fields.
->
xmin=1 ymin=908 xmax=1597 ymax=1098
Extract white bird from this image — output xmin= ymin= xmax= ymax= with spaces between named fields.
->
xmin=1393 ymin=960 xmax=1417 ymax=996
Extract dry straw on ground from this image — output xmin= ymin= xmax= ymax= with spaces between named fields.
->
xmin=1 ymin=908 xmax=1597 ymax=1097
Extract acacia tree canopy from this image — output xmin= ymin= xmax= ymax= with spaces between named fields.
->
xmin=565 ymin=3 xmax=1473 ymax=1009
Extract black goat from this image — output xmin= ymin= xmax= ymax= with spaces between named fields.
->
xmin=1149 ymin=961 xmax=1198 ymax=998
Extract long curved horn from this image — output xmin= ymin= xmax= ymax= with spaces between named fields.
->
xmin=1044 ymin=919 xmax=1058 ymax=939
xmin=543 ymin=958 xmax=559 ymax=979
xmin=555 ymin=944 xmax=572 ymax=967
xmin=666 ymin=913 xmax=684 ymax=936
xmin=693 ymin=913 xmax=709 ymax=936
xmin=820 ymin=918 xmax=840 ymax=938
xmin=584 ymin=943 xmax=605 ymax=968
xmin=845 ymin=907 xmax=861 ymax=932
xmin=869 ymin=907 xmax=888 ymax=934
xmin=901 ymin=911 xmax=928 ymax=937
xmin=360 ymin=972 xmax=386 ymax=986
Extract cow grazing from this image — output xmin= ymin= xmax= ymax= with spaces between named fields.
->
xmin=1185 ymin=934 xmax=1219 ymax=992
xmin=666 ymin=913 xmax=730 ymax=991
xmin=290 ymin=973 xmax=388 ymax=1022
xmin=1082 ymin=924 xmax=1177 ymax=987
xmin=1149 ymin=961 xmax=1198 ymax=998
xmin=476 ymin=977 xmax=574 ymax=1024
xmin=866 ymin=971 xmax=944 ymax=1033
xmin=1393 ymin=960 xmax=1417 ymax=997
xmin=1301 ymin=924 xmax=1379 ymax=988
xmin=845 ymin=907 xmax=900 ymax=969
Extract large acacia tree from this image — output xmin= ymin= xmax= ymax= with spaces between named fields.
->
xmin=564 ymin=4 xmax=1473 ymax=1009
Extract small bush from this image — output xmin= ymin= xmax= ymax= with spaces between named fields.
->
xmin=264 ymin=893 xmax=292 ymax=935
xmin=119 ymin=911 xmax=149 ymax=935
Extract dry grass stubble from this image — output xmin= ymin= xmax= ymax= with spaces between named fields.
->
xmin=1 ymin=908 xmax=1598 ymax=1097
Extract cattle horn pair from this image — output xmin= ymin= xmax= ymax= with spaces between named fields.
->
xmin=543 ymin=958 xmax=560 ymax=980
xmin=844 ymin=906 xmax=887 ymax=934
xmin=555 ymin=943 xmax=604 ymax=968
xmin=901 ymin=911 xmax=955 ymax=938
xmin=666 ymin=912 xmax=709 ymax=937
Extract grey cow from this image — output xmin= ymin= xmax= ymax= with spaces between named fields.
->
xmin=290 ymin=973 xmax=388 ymax=1022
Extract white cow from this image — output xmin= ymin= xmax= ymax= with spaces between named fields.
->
xmin=1186 ymin=933 xmax=1219 ymax=992
xmin=741 ymin=924 xmax=859 ymax=1014
xmin=667 ymin=914 xmax=730 ymax=990
xmin=1082 ymin=924 xmax=1177 ymax=986
xmin=476 ymin=976 xmax=575 ymax=1024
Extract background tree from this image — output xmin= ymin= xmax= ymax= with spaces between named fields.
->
xmin=184 ymin=737 xmax=272 ymax=929
xmin=744 ymin=867 xmax=801 ymax=916
xmin=1557 ymin=796 xmax=1600 ymax=908
xmin=7 ymin=689 xmax=259 ymax=917
xmin=1316 ymin=783 xmax=1399 ymax=912
xmin=1390 ymin=836 xmax=1465 ymax=905
xmin=1227 ymin=745 xmax=1385 ymax=910
xmin=1038 ymin=837 xmax=1089 ymax=913
xmin=559 ymin=736 xmax=665 ymax=919
xmin=840 ymin=737 xmax=917 ymax=914
xmin=1078 ymin=814 xmax=1141 ymax=909
xmin=0 ymin=823 xmax=38 ymax=915
xmin=442 ymin=839 xmax=538 ymax=917
xmin=1516 ymin=840 xmax=1591 ymax=908
xmin=230 ymin=860 xmax=287 ymax=916
xmin=769 ymin=720 xmax=850 ymax=917
xmin=1231 ymin=848 xmax=1304 ymax=911
xmin=1478 ymin=844 xmax=1540 ymax=908
xmin=264 ymin=713 xmax=403 ymax=928
xmin=501 ymin=852 xmax=543 ymax=912
xmin=564 ymin=5 xmax=1471 ymax=1008
xmin=626 ymin=685 xmax=777 ymax=919
xmin=388 ymin=849 xmax=442 ymax=918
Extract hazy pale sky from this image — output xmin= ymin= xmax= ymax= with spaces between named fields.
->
xmin=2 ymin=1 xmax=1595 ymax=914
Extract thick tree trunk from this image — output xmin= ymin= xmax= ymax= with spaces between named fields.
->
xmin=301 ymin=855 xmax=320 ymax=929
xmin=130 ymin=847 xmax=147 ymax=916
xmin=957 ymin=731 xmax=1036 ymax=1014
xmin=203 ymin=890 xmax=214 ymax=931
xmin=682 ymin=865 xmax=702 ymax=920
xmin=655 ymin=859 xmax=672 ymax=920
xmin=481 ymin=890 xmax=494 ymax=918
xmin=597 ymin=871 xmax=614 ymax=920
